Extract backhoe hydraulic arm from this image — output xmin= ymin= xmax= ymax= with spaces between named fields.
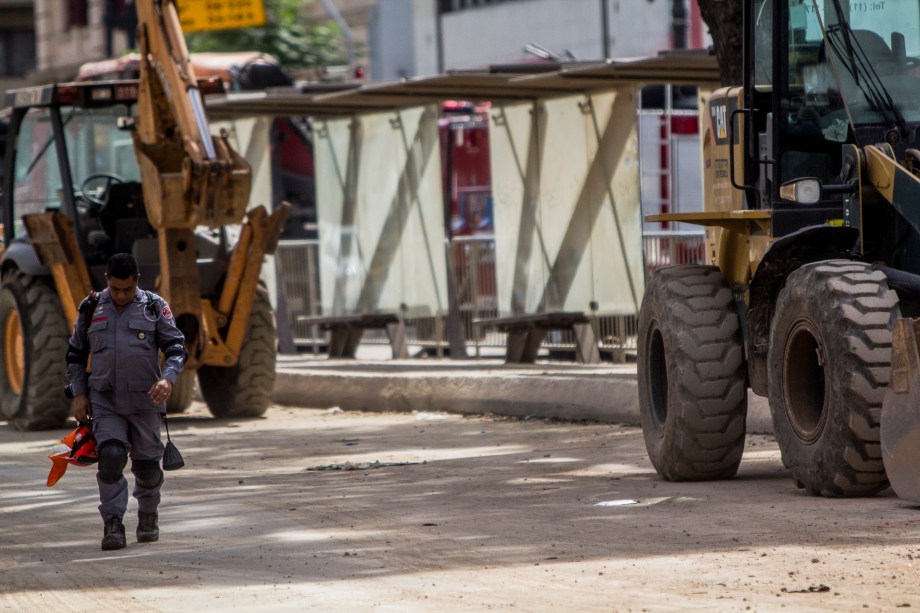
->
xmin=128 ymin=0 xmax=280 ymax=365
xmin=133 ymin=0 xmax=252 ymax=228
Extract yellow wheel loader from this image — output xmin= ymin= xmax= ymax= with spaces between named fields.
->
xmin=0 ymin=0 xmax=288 ymax=430
xmin=639 ymin=0 xmax=920 ymax=501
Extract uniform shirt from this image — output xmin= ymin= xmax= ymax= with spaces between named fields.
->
xmin=66 ymin=288 xmax=187 ymax=414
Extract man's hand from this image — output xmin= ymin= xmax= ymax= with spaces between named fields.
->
xmin=148 ymin=379 xmax=173 ymax=404
xmin=72 ymin=394 xmax=91 ymax=424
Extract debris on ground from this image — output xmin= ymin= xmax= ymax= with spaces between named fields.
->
xmin=781 ymin=585 xmax=831 ymax=593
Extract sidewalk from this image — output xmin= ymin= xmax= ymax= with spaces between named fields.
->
xmin=273 ymin=345 xmax=774 ymax=433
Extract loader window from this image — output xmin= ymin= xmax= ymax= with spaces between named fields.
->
xmin=754 ymin=0 xmax=773 ymax=91
xmin=11 ymin=108 xmax=63 ymax=238
xmin=778 ymin=0 xmax=843 ymax=184
xmin=61 ymin=105 xmax=140 ymax=201
xmin=818 ymin=1 xmax=920 ymax=132
xmin=785 ymin=1 xmax=846 ymax=138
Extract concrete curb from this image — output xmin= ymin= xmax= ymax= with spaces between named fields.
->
xmin=273 ymin=361 xmax=774 ymax=434
xmin=275 ymin=370 xmax=641 ymax=422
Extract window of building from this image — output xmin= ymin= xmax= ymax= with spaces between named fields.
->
xmin=0 ymin=30 xmax=36 ymax=77
xmin=69 ymin=0 xmax=89 ymax=28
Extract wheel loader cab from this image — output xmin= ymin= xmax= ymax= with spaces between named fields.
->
xmin=742 ymin=0 xmax=920 ymax=278
xmin=743 ymin=1 xmax=920 ymax=233
xmin=746 ymin=1 xmax=848 ymax=233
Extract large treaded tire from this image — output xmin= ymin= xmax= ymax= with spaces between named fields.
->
xmin=768 ymin=260 xmax=898 ymax=497
xmin=198 ymin=287 xmax=277 ymax=418
xmin=638 ymin=265 xmax=748 ymax=480
xmin=165 ymin=370 xmax=195 ymax=414
xmin=0 ymin=272 xmax=70 ymax=431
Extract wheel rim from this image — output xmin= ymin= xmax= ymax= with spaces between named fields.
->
xmin=646 ymin=325 xmax=669 ymax=427
xmin=4 ymin=309 xmax=24 ymax=396
xmin=783 ymin=320 xmax=828 ymax=443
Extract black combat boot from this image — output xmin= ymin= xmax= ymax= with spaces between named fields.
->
xmin=101 ymin=517 xmax=126 ymax=550
xmin=137 ymin=511 xmax=159 ymax=543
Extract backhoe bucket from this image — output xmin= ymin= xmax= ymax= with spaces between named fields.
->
xmin=881 ymin=317 xmax=920 ymax=502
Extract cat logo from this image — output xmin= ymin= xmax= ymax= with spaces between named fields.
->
xmin=712 ymin=103 xmax=728 ymax=141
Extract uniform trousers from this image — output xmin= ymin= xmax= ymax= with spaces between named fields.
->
xmin=92 ymin=410 xmax=164 ymax=522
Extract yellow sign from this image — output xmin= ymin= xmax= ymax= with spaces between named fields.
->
xmin=177 ymin=0 xmax=266 ymax=33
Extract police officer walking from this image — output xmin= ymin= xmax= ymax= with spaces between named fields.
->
xmin=66 ymin=253 xmax=187 ymax=551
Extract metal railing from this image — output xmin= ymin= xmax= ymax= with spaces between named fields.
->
xmin=275 ymin=239 xmax=323 ymax=351
xmin=274 ymin=231 xmax=707 ymax=360
xmin=643 ymin=230 xmax=707 ymax=275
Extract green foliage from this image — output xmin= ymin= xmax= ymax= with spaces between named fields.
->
xmin=185 ymin=0 xmax=346 ymax=69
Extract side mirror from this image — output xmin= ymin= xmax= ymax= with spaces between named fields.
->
xmin=780 ymin=178 xmax=822 ymax=204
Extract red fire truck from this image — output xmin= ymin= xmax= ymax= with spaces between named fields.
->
xmin=439 ymin=101 xmax=494 ymax=237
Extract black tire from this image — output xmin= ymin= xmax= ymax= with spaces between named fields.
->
xmin=768 ymin=260 xmax=898 ymax=497
xmin=0 ymin=272 xmax=70 ymax=431
xmin=198 ymin=287 xmax=277 ymax=418
xmin=165 ymin=370 xmax=195 ymax=414
xmin=638 ymin=265 xmax=747 ymax=480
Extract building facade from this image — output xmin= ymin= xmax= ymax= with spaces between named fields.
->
xmin=28 ymin=0 xmax=135 ymax=82
xmin=369 ymin=0 xmax=708 ymax=81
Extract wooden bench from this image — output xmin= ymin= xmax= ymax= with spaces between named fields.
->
xmin=474 ymin=311 xmax=601 ymax=364
xmin=297 ymin=313 xmax=409 ymax=359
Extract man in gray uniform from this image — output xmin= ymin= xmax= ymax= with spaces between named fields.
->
xmin=67 ymin=253 xmax=187 ymax=551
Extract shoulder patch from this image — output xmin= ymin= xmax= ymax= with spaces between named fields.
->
xmin=161 ymin=304 xmax=173 ymax=320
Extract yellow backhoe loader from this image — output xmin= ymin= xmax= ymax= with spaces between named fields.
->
xmin=0 ymin=0 xmax=288 ymax=430
xmin=638 ymin=0 xmax=920 ymax=502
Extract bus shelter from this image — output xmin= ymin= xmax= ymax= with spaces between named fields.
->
xmin=205 ymin=51 xmax=720 ymax=359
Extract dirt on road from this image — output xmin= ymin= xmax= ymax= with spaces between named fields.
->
xmin=2 ymin=403 xmax=920 ymax=612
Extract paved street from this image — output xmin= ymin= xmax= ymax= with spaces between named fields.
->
xmin=2 ymin=402 xmax=920 ymax=612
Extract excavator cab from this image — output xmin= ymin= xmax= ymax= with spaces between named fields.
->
xmin=7 ymin=93 xmax=133 ymax=263
xmin=0 ymin=82 xmax=226 ymax=292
